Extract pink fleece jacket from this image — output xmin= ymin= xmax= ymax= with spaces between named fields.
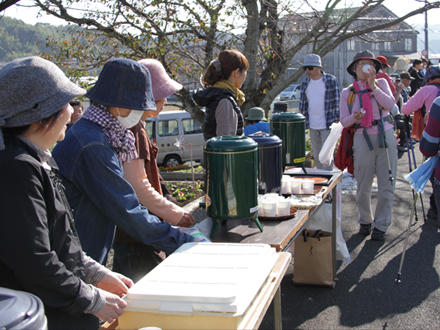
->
xmin=401 ymin=85 xmax=439 ymax=115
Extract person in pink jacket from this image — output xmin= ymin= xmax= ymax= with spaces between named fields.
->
xmin=401 ymin=65 xmax=440 ymax=222
xmin=113 ymin=59 xmax=195 ymax=282
xmin=340 ymin=50 xmax=397 ymax=241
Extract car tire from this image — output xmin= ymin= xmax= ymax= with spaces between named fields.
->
xmin=291 ymin=95 xmax=296 ymax=100
xmin=163 ymin=155 xmax=182 ymax=167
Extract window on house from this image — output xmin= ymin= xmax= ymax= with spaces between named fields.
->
xmin=405 ymin=38 xmax=412 ymax=51
xmin=384 ymin=41 xmax=392 ymax=51
xmin=372 ymin=43 xmax=380 ymax=51
xmin=347 ymin=39 xmax=356 ymax=51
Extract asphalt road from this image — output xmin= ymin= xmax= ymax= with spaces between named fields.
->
xmin=260 ymin=144 xmax=440 ymax=330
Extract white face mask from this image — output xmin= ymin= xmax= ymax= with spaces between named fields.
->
xmin=117 ymin=108 xmax=143 ymax=128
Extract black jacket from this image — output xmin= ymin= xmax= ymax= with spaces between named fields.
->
xmin=193 ymin=87 xmax=244 ymax=140
xmin=0 ymin=137 xmax=96 ymax=329
xmin=409 ymin=67 xmax=424 ymax=97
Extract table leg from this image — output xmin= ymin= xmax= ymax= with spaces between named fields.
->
xmin=331 ymin=185 xmax=337 ymax=280
xmin=273 ymin=286 xmax=282 ymax=330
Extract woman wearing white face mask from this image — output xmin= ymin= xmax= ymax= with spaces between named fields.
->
xmin=112 ymin=59 xmax=195 ymax=282
xmin=52 ymin=58 xmax=195 ymax=267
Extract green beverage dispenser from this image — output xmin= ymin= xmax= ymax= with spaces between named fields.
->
xmin=270 ymin=112 xmax=307 ymax=172
xmin=204 ymin=135 xmax=263 ymax=238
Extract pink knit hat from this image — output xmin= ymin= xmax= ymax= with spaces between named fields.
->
xmin=137 ymin=59 xmax=182 ymax=101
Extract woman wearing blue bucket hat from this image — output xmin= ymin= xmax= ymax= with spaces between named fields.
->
xmin=52 ymin=58 xmax=195 ymax=268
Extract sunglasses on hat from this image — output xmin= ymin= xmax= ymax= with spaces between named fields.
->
xmin=303 ymin=66 xmax=315 ymax=71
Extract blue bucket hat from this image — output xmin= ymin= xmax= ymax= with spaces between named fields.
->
xmin=86 ymin=58 xmax=156 ymax=111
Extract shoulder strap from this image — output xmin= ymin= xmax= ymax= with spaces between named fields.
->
xmin=347 ymin=84 xmax=355 ymax=114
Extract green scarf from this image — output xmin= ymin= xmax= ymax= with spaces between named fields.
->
xmin=212 ymin=80 xmax=245 ymax=106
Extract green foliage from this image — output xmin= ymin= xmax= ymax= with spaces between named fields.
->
xmin=0 ymin=16 xmax=63 ymax=61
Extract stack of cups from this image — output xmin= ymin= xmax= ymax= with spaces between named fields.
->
xmin=258 ymin=195 xmax=265 ymax=217
xmin=290 ymin=178 xmax=302 ymax=194
xmin=281 ymin=176 xmax=290 ymax=195
xmin=301 ymin=179 xmax=314 ymax=194
xmin=276 ymin=198 xmax=291 ymax=216
xmin=262 ymin=200 xmax=277 ymax=217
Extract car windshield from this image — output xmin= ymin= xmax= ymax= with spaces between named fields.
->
xmin=284 ymin=86 xmax=294 ymax=91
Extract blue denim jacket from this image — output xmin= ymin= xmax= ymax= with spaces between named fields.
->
xmin=53 ymin=118 xmax=194 ymax=264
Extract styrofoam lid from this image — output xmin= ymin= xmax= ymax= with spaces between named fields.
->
xmin=125 ymin=243 xmax=279 ymax=315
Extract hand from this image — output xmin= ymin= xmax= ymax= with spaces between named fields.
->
xmin=96 ymin=272 xmax=134 ymax=297
xmin=165 ymin=194 xmax=177 ymax=204
xmin=353 ymin=109 xmax=365 ymax=121
xmin=396 ymin=82 xmax=404 ymax=93
xmin=365 ymin=66 xmax=376 ymax=90
xmin=177 ymin=212 xmax=195 ymax=227
xmin=93 ymin=290 xmax=127 ymax=323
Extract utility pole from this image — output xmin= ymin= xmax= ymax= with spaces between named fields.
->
xmin=425 ymin=0 xmax=429 ymax=59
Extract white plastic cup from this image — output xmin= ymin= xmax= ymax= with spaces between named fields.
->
xmin=276 ymin=199 xmax=291 ymax=216
xmin=258 ymin=199 xmax=265 ymax=217
xmin=302 ymin=179 xmax=314 ymax=194
xmin=363 ymin=64 xmax=372 ymax=73
xmin=262 ymin=201 xmax=277 ymax=217
xmin=265 ymin=193 xmax=279 ymax=200
xmin=290 ymin=178 xmax=302 ymax=194
xmin=281 ymin=178 xmax=290 ymax=194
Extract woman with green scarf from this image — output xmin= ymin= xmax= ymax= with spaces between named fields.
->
xmin=193 ymin=49 xmax=249 ymax=141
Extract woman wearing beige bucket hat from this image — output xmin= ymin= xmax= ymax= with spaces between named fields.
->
xmin=113 ymin=58 xmax=196 ymax=282
xmin=0 ymin=56 xmax=134 ymax=329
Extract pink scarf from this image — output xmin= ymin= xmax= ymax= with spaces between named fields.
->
xmin=353 ymin=80 xmax=373 ymax=128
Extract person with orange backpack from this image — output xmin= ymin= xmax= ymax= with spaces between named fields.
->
xmin=339 ymin=50 xmax=397 ymax=241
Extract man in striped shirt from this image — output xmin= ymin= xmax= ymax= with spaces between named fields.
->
xmin=419 ymin=97 xmax=440 ymax=227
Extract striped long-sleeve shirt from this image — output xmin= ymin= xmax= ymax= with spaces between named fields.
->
xmin=420 ymin=97 xmax=440 ymax=183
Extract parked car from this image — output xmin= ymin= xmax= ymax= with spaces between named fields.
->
xmin=145 ymin=110 xmax=204 ymax=167
xmin=279 ymin=84 xmax=300 ymax=100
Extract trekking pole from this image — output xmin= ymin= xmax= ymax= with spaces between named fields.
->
xmin=404 ymin=116 xmax=419 ymax=222
xmin=380 ymin=110 xmax=394 ymax=183
xmin=396 ymin=193 xmax=418 ymax=285
xmin=405 ymin=115 xmax=427 ymax=223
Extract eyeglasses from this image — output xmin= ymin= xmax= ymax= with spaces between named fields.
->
xmin=303 ymin=66 xmax=315 ymax=71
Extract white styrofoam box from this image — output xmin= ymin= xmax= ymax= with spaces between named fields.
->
xmin=124 ymin=242 xmax=279 ymax=315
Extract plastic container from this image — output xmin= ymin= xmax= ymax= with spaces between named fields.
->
xmin=118 ymin=243 xmax=279 ymax=330
xmin=290 ymin=178 xmax=302 ymax=194
xmin=302 ymin=179 xmax=314 ymax=194
xmin=276 ymin=199 xmax=291 ymax=216
xmin=0 ymin=287 xmax=47 ymax=330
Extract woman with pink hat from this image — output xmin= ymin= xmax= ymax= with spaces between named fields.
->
xmin=113 ymin=59 xmax=195 ymax=282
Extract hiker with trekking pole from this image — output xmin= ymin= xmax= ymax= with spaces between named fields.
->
xmin=339 ymin=50 xmax=397 ymax=241
xmin=401 ymin=65 xmax=440 ymax=223
xmin=396 ymin=99 xmax=440 ymax=284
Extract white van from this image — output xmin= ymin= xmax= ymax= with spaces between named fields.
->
xmin=145 ymin=110 xmax=205 ymax=167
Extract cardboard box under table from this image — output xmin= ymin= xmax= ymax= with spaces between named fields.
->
xmin=116 ymin=242 xmax=290 ymax=330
